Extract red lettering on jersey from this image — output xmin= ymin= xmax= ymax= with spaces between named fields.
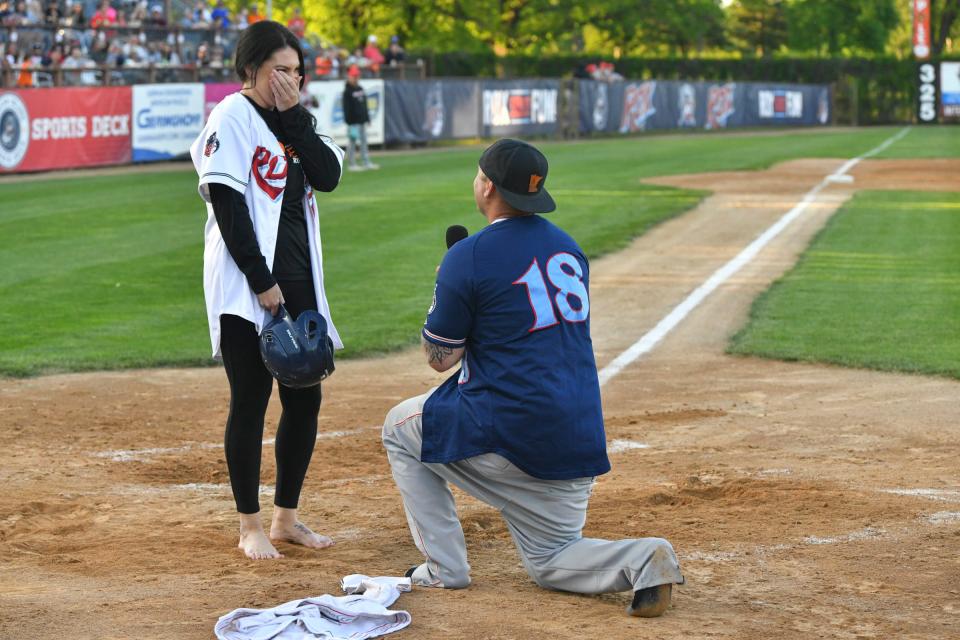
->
xmin=252 ymin=146 xmax=287 ymax=200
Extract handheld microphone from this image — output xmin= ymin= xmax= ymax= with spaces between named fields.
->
xmin=445 ymin=225 xmax=468 ymax=249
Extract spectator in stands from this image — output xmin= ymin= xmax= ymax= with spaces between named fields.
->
xmin=145 ymin=40 xmax=160 ymax=64
xmin=72 ymin=45 xmax=100 ymax=84
xmin=125 ymin=46 xmax=147 ymax=67
xmin=43 ymin=0 xmax=59 ymax=26
xmin=16 ymin=41 xmax=43 ymax=85
xmin=210 ymin=43 xmax=224 ymax=67
xmin=192 ymin=1 xmax=211 ymax=27
xmin=106 ymin=40 xmax=125 ymax=66
xmin=23 ymin=0 xmax=40 ymax=23
xmin=128 ymin=0 xmax=148 ymax=27
xmin=122 ymin=34 xmax=148 ymax=60
xmin=596 ymin=61 xmax=622 ymax=82
xmin=62 ymin=45 xmax=83 ymax=67
xmin=90 ymin=0 xmax=117 ymax=27
xmin=7 ymin=1 xmax=29 ymax=25
xmin=346 ymin=46 xmax=367 ymax=72
xmin=62 ymin=1 xmax=85 ymax=27
xmin=89 ymin=30 xmax=109 ymax=62
xmin=3 ymin=42 xmax=18 ymax=67
xmin=195 ymin=40 xmax=209 ymax=66
xmin=47 ymin=42 xmax=65 ymax=66
xmin=246 ymin=3 xmax=263 ymax=24
xmin=145 ymin=3 xmax=165 ymax=26
xmin=234 ymin=6 xmax=247 ymax=27
xmin=342 ymin=64 xmax=377 ymax=171
xmin=156 ymin=41 xmax=180 ymax=65
xmin=329 ymin=48 xmax=342 ymax=78
xmin=287 ymin=6 xmax=305 ymax=39
xmin=211 ymin=0 xmax=230 ymax=29
xmin=385 ymin=35 xmax=404 ymax=66
xmin=362 ymin=34 xmax=383 ymax=71
xmin=3 ymin=1 xmax=17 ymax=24
xmin=313 ymin=49 xmax=332 ymax=79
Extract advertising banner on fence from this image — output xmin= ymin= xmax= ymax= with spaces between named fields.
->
xmin=480 ymin=80 xmax=560 ymax=137
xmin=913 ymin=0 xmax=931 ymax=59
xmin=384 ymin=80 xmax=480 ymax=143
xmin=383 ymin=79 xmax=559 ymax=143
xmin=580 ymin=81 xmax=740 ymax=133
xmin=941 ymin=61 xmax=960 ymax=122
xmin=304 ymin=79 xmax=384 ymax=146
xmin=132 ymin=84 xmax=205 ymax=162
xmin=578 ymin=80 xmax=829 ymax=135
xmin=0 ymin=87 xmax=131 ymax=173
xmin=745 ymin=84 xmax=830 ymax=125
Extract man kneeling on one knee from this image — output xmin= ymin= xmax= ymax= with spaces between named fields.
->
xmin=381 ymin=138 xmax=684 ymax=618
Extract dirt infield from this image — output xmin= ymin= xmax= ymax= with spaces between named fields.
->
xmin=2 ymin=158 xmax=958 ymax=639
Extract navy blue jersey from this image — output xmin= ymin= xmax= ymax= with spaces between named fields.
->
xmin=421 ymin=215 xmax=610 ymax=480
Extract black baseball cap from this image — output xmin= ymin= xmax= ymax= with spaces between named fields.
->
xmin=479 ymin=138 xmax=556 ymax=214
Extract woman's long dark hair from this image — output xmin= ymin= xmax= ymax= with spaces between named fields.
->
xmin=234 ymin=20 xmax=305 ymax=90
xmin=234 ymin=21 xmax=316 ymax=127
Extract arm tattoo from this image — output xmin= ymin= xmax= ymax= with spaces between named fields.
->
xmin=425 ymin=341 xmax=455 ymax=364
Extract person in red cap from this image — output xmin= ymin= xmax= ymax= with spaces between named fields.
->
xmin=341 ymin=64 xmax=378 ymax=170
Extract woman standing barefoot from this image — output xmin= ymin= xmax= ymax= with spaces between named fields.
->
xmin=190 ymin=21 xmax=344 ymax=560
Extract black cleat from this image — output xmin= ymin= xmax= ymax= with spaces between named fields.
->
xmin=404 ymin=566 xmax=417 ymax=578
xmin=626 ymin=583 xmax=672 ymax=618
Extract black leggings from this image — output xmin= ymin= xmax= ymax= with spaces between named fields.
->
xmin=219 ymin=279 xmax=322 ymax=514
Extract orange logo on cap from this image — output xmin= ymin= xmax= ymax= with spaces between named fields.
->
xmin=528 ymin=174 xmax=543 ymax=193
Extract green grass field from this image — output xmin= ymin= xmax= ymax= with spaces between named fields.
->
xmin=730 ymin=190 xmax=960 ymax=379
xmin=0 ymin=125 xmax=957 ymax=376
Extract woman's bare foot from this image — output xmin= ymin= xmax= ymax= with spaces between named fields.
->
xmin=270 ymin=506 xmax=335 ymax=549
xmin=238 ymin=513 xmax=283 ymax=560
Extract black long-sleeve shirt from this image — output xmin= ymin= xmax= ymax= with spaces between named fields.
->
xmin=342 ymin=83 xmax=370 ymax=125
xmin=209 ymin=99 xmax=340 ymax=294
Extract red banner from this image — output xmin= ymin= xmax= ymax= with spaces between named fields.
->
xmin=0 ymin=87 xmax=132 ymax=173
xmin=913 ymin=0 xmax=931 ymax=59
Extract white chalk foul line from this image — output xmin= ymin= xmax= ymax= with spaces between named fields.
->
xmin=91 ymin=442 xmax=223 ymax=462
xmin=880 ymin=488 xmax=960 ymax=503
xmin=608 ymin=439 xmax=651 ymax=454
xmin=597 ymin=126 xmax=912 ymax=387
xmin=682 ymin=526 xmax=887 ymax=564
xmin=90 ymin=426 xmax=377 ymax=462
xmin=685 ymin=482 xmax=960 ymax=564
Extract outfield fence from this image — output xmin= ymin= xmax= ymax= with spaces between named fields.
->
xmin=423 ymin=53 xmax=960 ymax=126
xmin=0 ymin=77 xmax=842 ymax=174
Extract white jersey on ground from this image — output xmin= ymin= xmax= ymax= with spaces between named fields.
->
xmin=214 ymin=575 xmax=412 ymax=640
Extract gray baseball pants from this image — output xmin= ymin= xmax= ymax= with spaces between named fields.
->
xmin=381 ymin=391 xmax=684 ymax=593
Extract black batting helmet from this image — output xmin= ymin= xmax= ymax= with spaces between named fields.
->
xmin=259 ymin=306 xmax=335 ymax=388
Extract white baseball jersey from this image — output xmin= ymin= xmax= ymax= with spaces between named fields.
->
xmin=190 ymin=92 xmax=344 ymax=358
xmin=214 ymin=575 xmax=412 ymax=640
